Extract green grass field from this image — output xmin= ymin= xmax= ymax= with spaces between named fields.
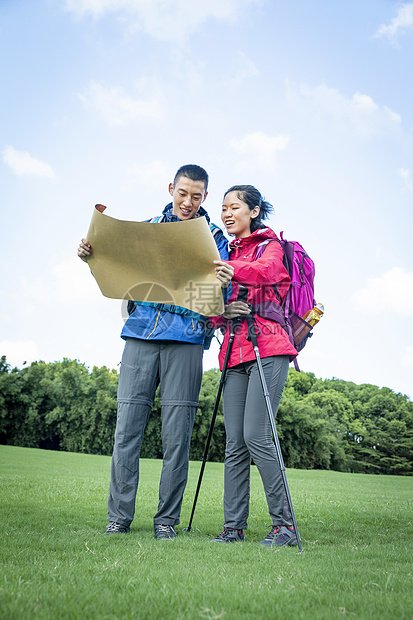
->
xmin=1 ymin=445 xmax=412 ymax=619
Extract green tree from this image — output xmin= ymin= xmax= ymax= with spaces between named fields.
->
xmin=277 ymin=397 xmax=338 ymax=469
xmin=44 ymin=359 xmax=91 ymax=452
xmin=1 ymin=354 xmax=412 ymax=475
xmin=81 ymin=365 xmax=118 ymax=455
xmin=190 ymin=368 xmax=225 ymax=462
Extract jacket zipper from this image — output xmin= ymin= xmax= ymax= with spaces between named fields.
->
xmin=146 ymin=310 xmax=161 ymax=339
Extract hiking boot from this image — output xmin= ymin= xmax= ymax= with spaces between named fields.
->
xmin=154 ymin=524 xmax=177 ymax=540
xmin=259 ymin=525 xmax=297 ymax=548
xmin=103 ymin=521 xmax=130 ymax=535
xmin=211 ymin=527 xmax=244 ymax=543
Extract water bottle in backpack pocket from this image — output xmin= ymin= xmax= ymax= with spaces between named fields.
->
xmin=292 ymin=303 xmax=324 ymax=350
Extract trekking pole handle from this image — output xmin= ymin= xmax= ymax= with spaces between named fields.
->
xmin=237 ymin=285 xmax=249 ymax=304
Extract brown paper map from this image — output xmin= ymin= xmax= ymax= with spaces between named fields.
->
xmin=86 ymin=205 xmax=224 ymax=317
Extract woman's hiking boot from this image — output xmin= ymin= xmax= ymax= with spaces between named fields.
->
xmin=211 ymin=527 xmax=244 ymax=542
xmin=259 ymin=525 xmax=297 ymax=547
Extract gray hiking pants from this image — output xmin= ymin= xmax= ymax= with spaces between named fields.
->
xmin=222 ymin=355 xmax=292 ymax=530
xmin=107 ymin=337 xmax=203 ymax=528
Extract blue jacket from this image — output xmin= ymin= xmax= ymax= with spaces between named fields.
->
xmin=121 ymin=203 xmax=229 ymax=346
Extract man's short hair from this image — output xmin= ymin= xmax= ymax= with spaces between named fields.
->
xmin=174 ymin=164 xmax=209 ymax=191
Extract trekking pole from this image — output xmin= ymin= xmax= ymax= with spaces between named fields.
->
xmin=245 ymin=312 xmax=303 ymax=552
xmin=183 ymin=318 xmax=239 ymax=532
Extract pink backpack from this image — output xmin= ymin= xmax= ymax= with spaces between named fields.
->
xmin=253 ymin=232 xmax=317 ymax=371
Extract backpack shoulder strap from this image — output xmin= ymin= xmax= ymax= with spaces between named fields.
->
xmin=254 ymin=238 xmax=275 ymax=258
xmin=253 ymin=238 xmax=284 ymax=304
xmin=209 ymin=222 xmax=221 ymax=237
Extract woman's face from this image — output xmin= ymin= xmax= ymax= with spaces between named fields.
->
xmin=221 ymin=191 xmax=259 ymax=238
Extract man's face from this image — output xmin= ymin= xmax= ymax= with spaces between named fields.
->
xmin=169 ymin=175 xmax=208 ymax=220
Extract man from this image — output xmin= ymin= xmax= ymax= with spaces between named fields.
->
xmin=78 ymin=164 xmax=232 ymax=539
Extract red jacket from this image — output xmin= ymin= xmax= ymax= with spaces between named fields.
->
xmin=211 ymin=227 xmax=298 ymax=370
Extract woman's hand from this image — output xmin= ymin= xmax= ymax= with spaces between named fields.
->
xmin=222 ymin=301 xmax=251 ymax=319
xmin=77 ymin=238 xmax=92 ymax=262
xmin=214 ymin=260 xmax=234 ymax=289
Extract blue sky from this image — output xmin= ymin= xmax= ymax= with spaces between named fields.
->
xmin=1 ymin=0 xmax=412 ymax=398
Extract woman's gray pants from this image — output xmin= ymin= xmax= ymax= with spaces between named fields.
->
xmin=222 ymin=355 xmax=291 ymax=530
xmin=107 ymin=337 xmax=203 ymax=528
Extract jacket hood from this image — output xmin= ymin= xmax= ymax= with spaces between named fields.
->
xmin=229 ymin=226 xmax=277 ymax=251
xmin=162 ymin=202 xmax=211 ymax=224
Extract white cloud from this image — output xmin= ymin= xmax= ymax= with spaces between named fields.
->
xmin=287 ymin=81 xmax=401 ymax=137
xmin=52 ymin=256 xmax=104 ymax=303
xmin=15 ymin=258 xmax=102 ymax=324
xmin=0 ymin=340 xmax=40 ymax=367
xmin=230 ymin=50 xmax=259 ymax=85
xmin=78 ymin=81 xmax=165 ymax=125
xmin=2 ymin=146 xmax=55 ymax=178
xmin=230 ymin=131 xmax=290 ymax=172
xmin=374 ymin=3 xmax=413 ymax=39
xmin=399 ymin=168 xmax=413 ymax=191
xmin=64 ymin=0 xmax=260 ymax=43
xmin=351 ymin=268 xmax=413 ymax=317
xmin=402 ymin=345 xmax=413 ymax=369
xmin=124 ymin=160 xmax=174 ymax=192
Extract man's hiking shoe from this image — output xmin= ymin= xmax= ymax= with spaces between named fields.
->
xmin=259 ymin=525 xmax=297 ymax=548
xmin=154 ymin=524 xmax=177 ymax=540
xmin=103 ymin=521 xmax=130 ymax=535
xmin=211 ymin=527 xmax=244 ymax=543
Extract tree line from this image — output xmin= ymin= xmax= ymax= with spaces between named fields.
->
xmin=0 ymin=355 xmax=412 ymax=475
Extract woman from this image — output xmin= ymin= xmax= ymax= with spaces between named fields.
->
xmin=211 ymin=185 xmax=298 ymax=547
